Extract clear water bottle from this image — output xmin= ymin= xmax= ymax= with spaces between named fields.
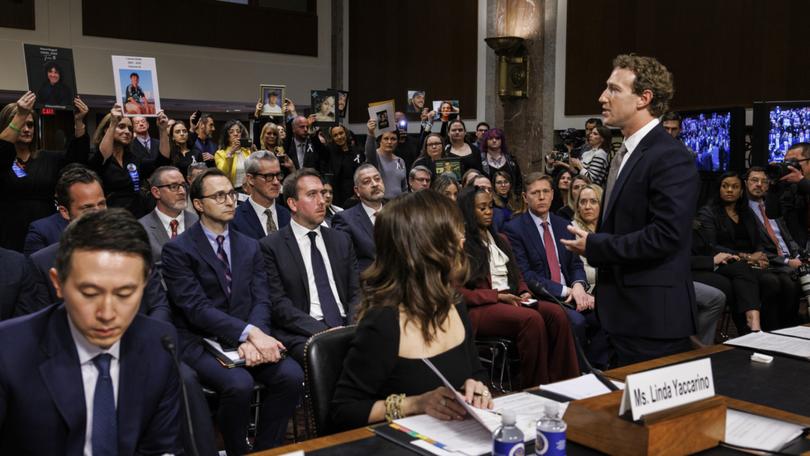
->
xmin=493 ymin=410 xmax=525 ymax=456
xmin=535 ymin=403 xmax=566 ymax=455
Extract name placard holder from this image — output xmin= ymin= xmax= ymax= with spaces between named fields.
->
xmin=564 ymin=359 xmax=726 ymax=456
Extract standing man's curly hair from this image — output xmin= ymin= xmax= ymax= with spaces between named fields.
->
xmin=612 ymin=54 xmax=674 ymax=117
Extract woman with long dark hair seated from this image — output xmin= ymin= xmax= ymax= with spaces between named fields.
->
xmin=331 ymin=190 xmax=493 ymax=430
xmin=695 ymin=171 xmax=787 ymax=331
xmin=457 ymin=186 xmax=579 ymax=388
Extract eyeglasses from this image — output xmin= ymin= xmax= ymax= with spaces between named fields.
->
xmin=200 ymin=190 xmax=238 ymax=204
xmin=251 ymin=172 xmax=283 ymax=182
xmin=495 ymin=180 xmax=510 ymax=186
xmin=156 ymin=182 xmax=188 ymax=192
xmin=747 ymin=177 xmax=768 ymax=185
xmin=413 ymin=177 xmax=431 ymax=183
xmin=426 ymin=142 xmax=443 ymax=148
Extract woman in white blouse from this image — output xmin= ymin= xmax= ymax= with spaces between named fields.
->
xmin=457 ymin=187 xmax=579 ymax=388
xmin=573 ymin=184 xmax=603 ymax=287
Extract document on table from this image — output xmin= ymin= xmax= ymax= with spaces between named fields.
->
xmin=772 ymin=325 xmax=810 ymax=340
xmin=725 ymin=409 xmax=805 ymax=452
xmin=395 ymin=392 xmax=567 ymax=456
xmin=724 ymin=331 xmax=810 ymax=358
xmin=540 ymin=373 xmax=625 ymax=400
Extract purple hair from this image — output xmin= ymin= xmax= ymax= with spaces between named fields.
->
xmin=478 ymin=127 xmax=509 ymax=156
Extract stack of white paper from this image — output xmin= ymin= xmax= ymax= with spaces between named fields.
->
xmin=540 ymin=373 xmax=625 ymax=400
xmin=725 ymin=409 xmax=805 ymax=452
xmin=724 ymin=331 xmax=810 ymax=358
xmin=772 ymin=325 xmax=810 ymax=339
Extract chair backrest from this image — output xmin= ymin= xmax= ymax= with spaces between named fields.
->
xmin=304 ymin=325 xmax=357 ymax=437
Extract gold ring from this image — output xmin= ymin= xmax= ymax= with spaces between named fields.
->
xmin=482 ymin=390 xmax=490 ymax=397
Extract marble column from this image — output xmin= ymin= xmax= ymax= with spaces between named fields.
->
xmin=485 ymin=0 xmax=557 ymax=174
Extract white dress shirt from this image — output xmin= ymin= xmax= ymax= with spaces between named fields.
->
xmin=617 ymin=118 xmax=660 ymax=176
xmin=248 ymin=196 xmax=278 ymax=236
xmin=68 ymin=316 xmax=121 ymax=456
xmin=289 ymin=220 xmax=346 ymax=320
xmin=155 ymin=207 xmax=185 ymax=239
xmin=486 ymin=231 xmax=511 ymax=291
xmin=362 ymin=202 xmax=382 ymax=225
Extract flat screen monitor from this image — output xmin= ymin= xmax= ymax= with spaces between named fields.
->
xmin=752 ymin=101 xmax=810 ymax=166
xmin=677 ymin=107 xmax=745 ymax=173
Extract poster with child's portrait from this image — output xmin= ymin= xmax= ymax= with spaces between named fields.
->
xmin=259 ymin=84 xmax=285 ymax=118
xmin=112 ymin=55 xmax=161 ymax=116
xmin=432 ymin=100 xmax=460 ymax=122
xmin=367 ymin=99 xmax=395 ymax=137
xmin=311 ymin=89 xmax=338 ymax=126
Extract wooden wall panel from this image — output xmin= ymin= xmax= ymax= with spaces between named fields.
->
xmin=565 ymin=0 xmax=810 ymax=115
xmin=82 ymin=0 xmax=318 ymax=56
xmin=0 ymin=0 xmax=35 ymax=30
xmin=348 ymin=0 xmax=478 ymax=123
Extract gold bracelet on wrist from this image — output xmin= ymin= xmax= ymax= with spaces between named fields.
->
xmin=384 ymin=393 xmax=406 ymax=422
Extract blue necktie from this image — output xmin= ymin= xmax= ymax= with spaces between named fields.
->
xmin=307 ymin=231 xmax=344 ymax=327
xmin=92 ymin=353 xmax=117 ymax=456
xmin=216 ymin=235 xmax=232 ymax=295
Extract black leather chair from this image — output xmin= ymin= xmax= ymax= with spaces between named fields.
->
xmin=303 ymin=325 xmax=357 ymax=437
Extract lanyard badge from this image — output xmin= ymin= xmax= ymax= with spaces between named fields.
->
xmin=126 ymin=163 xmax=141 ymax=191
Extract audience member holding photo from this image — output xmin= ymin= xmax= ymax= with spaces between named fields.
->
xmin=314 ymin=124 xmax=365 ymax=207
xmin=365 ymin=118 xmax=407 ymax=199
xmin=0 ymin=92 xmax=90 ymax=251
xmin=445 ymin=119 xmax=483 ymax=175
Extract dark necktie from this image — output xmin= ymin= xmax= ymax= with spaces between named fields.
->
xmin=541 ymin=222 xmax=562 ymax=283
xmin=604 ymin=143 xmax=628 ymax=204
xmin=265 ymin=208 xmax=277 ymax=234
xmin=307 ymin=231 xmax=344 ymax=327
xmin=92 ymin=353 xmax=117 ymax=456
xmin=216 ymin=235 xmax=232 ymax=295
xmin=169 ymin=219 xmax=179 ymax=239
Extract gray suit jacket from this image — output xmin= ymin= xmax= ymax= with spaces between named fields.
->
xmin=139 ymin=209 xmax=199 ymax=263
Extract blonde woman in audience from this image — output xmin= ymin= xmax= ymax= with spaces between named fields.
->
xmin=573 ymin=184 xmax=603 ymax=287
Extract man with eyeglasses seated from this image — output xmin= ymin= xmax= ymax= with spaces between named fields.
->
xmin=161 ymin=168 xmax=303 ymax=454
xmin=139 ymin=166 xmax=198 ymax=263
xmin=408 ymin=165 xmax=432 ymax=192
xmin=230 ymin=151 xmax=291 ymax=240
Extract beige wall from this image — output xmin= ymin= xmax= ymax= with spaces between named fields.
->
xmin=0 ymin=0 xmax=332 ymax=106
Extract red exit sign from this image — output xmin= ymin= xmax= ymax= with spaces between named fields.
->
xmin=40 ymin=107 xmax=55 ymax=115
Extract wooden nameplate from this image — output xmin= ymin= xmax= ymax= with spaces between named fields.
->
xmin=564 ymin=390 xmax=726 ymax=456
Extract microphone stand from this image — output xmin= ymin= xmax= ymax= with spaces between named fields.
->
xmin=529 ymin=282 xmax=620 ymax=392
xmin=162 ymin=335 xmax=200 ymax=456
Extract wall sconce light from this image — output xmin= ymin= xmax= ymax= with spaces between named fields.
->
xmin=485 ymin=36 xmax=529 ymax=99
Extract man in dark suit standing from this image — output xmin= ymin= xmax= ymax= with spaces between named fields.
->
xmin=131 ymin=116 xmax=160 ymax=160
xmin=138 ymin=166 xmax=198 ymax=263
xmin=260 ymin=168 xmax=359 ymax=364
xmin=504 ymin=173 xmax=608 ymax=368
xmin=23 ymin=166 xmax=104 ymax=256
xmin=563 ymin=54 xmax=698 ymax=365
xmin=162 ymin=168 xmax=303 ymax=454
xmin=285 ymin=115 xmax=325 ymax=170
xmin=332 ymin=164 xmax=384 ymax=274
xmin=0 ymin=209 xmax=180 ymax=455
xmin=231 ymin=151 xmax=291 ymax=240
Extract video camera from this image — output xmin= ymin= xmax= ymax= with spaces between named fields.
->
xmin=766 ymin=158 xmax=803 ymax=180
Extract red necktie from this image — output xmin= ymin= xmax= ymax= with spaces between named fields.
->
xmin=758 ymin=203 xmax=782 ymax=256
xmin=542 ymin=221 xmax=562 ymax=283
xmin=169 ymin=219 xmax=179 ymax=239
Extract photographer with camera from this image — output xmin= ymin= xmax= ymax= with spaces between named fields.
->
xmin=545 ymin=128 xmax=584 ymax=178
xmin=773 ymin=142 xmax=810 ymax=250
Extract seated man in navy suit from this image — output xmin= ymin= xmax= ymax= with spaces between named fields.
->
xmin=0 ymin=247 xmax=47 ymax=320
xmin=332 ymin=164 xmax=383 ymax=274
xmin=231 ymin=150 xmax=290 ymax=239
xmin=23 ymin=165 xmax=104 ymax=256
xmin=0 ymin=209 xmax=180 ymax=455
xmin=162 ymin=168 xmax=303 ymax=454
xmin=27 ymin=171 xmax=108 ymax=311
xmin=504 ymin=173 xmax=609 ymax=368
xmin=260 ymin=168 xmax=359 ymax=364
xmin=139 ymin=166 xmax=198 ymax=263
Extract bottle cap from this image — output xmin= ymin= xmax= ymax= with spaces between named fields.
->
xmin=544 ymin=403 xmax=559 ymax=417
xmin=501 ymin=410 xmax=516 ymax=425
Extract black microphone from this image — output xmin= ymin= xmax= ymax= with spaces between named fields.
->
xmin=161 ymin=335 xmax=200 ymax=456
xmin=528 ymin=282 xmax=620 ymax=392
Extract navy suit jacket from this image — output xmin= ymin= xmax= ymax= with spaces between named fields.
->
xmin=162 ymin=222 xmax=273 ymax=357
xmin=332 ymin=203 xmax=376 ymax=273
xmin=259 ymin=225 xmax=359 ymax=343
xmin=0 ymin=304 xmax=180 ymax=455
xmin=585 ymin=125 xmax=698 ymax=339
xmin=0 ymin=247 xmax=46 ymax=320
xmin=230 ymin=200 xmax=291 ymax=240
xmin=23 ymin=213 xmax=69 ymax=256
xmin=504 ymin=212 xmax=587 ymax=298
xmin=26 ymin=242 xmax=171 ymax=321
